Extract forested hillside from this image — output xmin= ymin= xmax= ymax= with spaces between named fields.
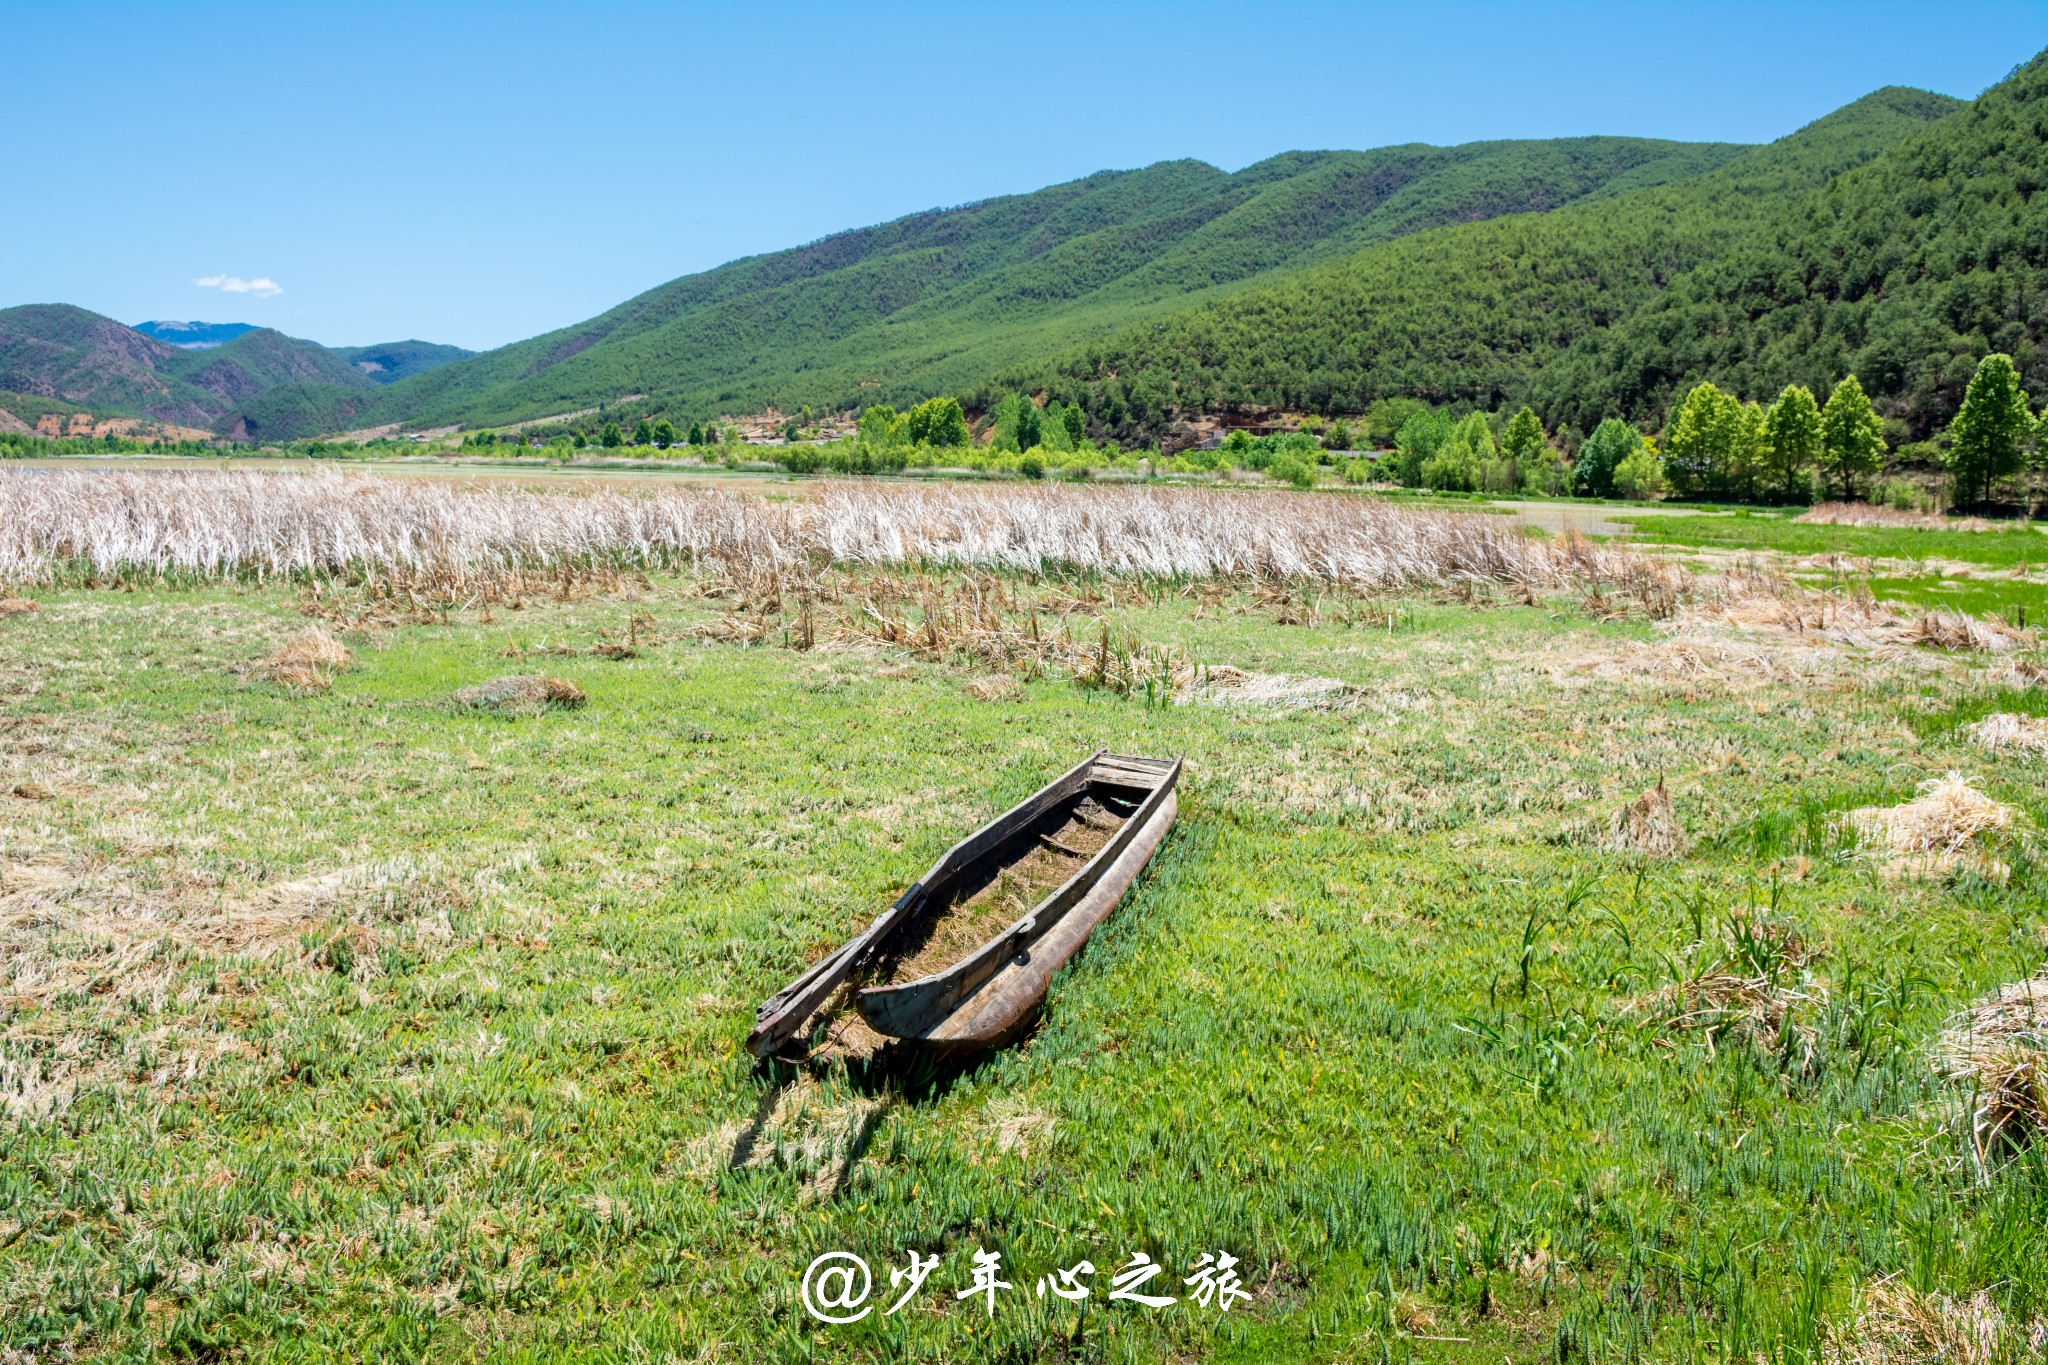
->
xmin=269 ymin=136 xmax=1748 ymax=438
xmin=991 ymin=68 xmax=2028 ymax=441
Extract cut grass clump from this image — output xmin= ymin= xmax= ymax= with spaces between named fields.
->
xmin=962 ymin=675 xmax=1022 ymax=703
xmin=259 ymin=626 xmax=352 ymax=691
xmin=1826 ymin=1280 xmax=2044 ymax=1364
xmin=1907 ymin=609 xmax=2028 ymax=654
xmin=1937 ymin=973 xmax=2048 ymax=1169
xmin=0 ymin=596 xmax=37 ymax=617
xmin=1605 ymin=778 xmax=1686 ymax=858
xmin=450 ymin=674 xmax=586 ymax=713
xmin=1630 ymin=906 xmax=1824 ymax=1065
xmin=1964 ymin=712 xmax=2048 ymax=756
xmin=1842 ymin=773 xmax=2019 ymax=880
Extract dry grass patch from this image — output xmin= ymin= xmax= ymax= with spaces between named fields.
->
xmin=1181 ymin=665 xmax=1361 ymax=712
xmin=1827 ymin=1280 xmax=2044 ymax=1364
xmin=0 ymin=597 xmax=38 ymax=617
xmin=450 ymin=674 xmax=586 ymax=712
xmin=1842 ymin=773 xmax=2019 ymax=880
xmin=259 ymin=626 xmax=352 ymax=690
xmin=1796 ymin=502 xmax=1994 ymax=531
xmin=962 ymin=675 xmax=1022 ymax=703
xmin=1936 ymin=973 xmax=2048 ymax=1168
xmin=1964 ymin=712 xmax=2048 ymax=756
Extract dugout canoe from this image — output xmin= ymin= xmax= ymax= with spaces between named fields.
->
xmin=746 ymin=751 xmax=1181 ymax=1059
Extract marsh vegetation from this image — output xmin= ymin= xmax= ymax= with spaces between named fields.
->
xmin=0 ymin=472 xmax=2045 ymax=1362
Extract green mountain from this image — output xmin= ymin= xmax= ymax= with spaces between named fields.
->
xmin=991 ymin=73 xmax=2016 ymax=441
xmin=0 ymin=305 xmax=472 ymax=434
xmin=261 ymin=136 xmax=1750 ymax=438
xmin=330 ymin=340 xmax=475 ymax=384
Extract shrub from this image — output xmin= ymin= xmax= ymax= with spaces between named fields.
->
xmin=1268 ymin=455 xmax=1316 ymax=489
xmin=1018 ymin=452 xmax=1046 ymax=480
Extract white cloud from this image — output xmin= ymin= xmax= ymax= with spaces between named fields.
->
xmin=193 ymin=274 xmax=283 ymax=297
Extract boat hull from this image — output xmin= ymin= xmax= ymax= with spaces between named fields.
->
xmin=745 ymin=751 xmax=1180 ymax=1059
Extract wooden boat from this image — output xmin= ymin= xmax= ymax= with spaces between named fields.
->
xmin=747 ymin=751 xmax=1181 ymax=1060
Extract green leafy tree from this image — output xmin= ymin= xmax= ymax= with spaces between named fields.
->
xmin=632 ymin=418 xmax=653 ymax=446
xmin=1422 ymin=412 xmax=1494 ymax=491
xmin=652 ymin=418 xmax=677 ymax=449
xmin=1612 ymin=442 xmax=1667 ymax=500
xmin=573 ymin=432 xmax=587 ymax=449
xmin=905 ymin=397 xmax=970 ymax=447
xmin=858 ymin=404 xmax=905 ymax=449
xmin=1367 ymin=398 xmax=1429 ymax=448
xmin=1501 ymin=407 xmax=1550 ymax=491
xmin=1663 ymin=382 xmax=1752 ymax=498
xmin=1818 ymin=374 xmax=1886 ymax=501
xmin=1391 ymin=409 xmax=1453 ymax=487
xmin=1574 ymin=418 xmax=1642 ymax=498
xmin=687 ymin=421 xmax=706 ymax=445
xmin=1760 ymin=385 xmax=1822 ymax=503
xmin=1945 ymin=353 xmax=2034 ymax=506
xmin=600 ymin=422 xmax=623 ymax=449
xmin=1014 ymin=400 xmax=1044 ymax=452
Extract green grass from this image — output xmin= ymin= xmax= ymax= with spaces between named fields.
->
xmin=1614 ymin=512 xmax=2048 ymax=570
xmin=1 ymin=570 xmax=2044 ymax=1361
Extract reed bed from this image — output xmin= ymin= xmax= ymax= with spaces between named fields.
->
xmin=0 ymin=468 xmax=1662 ymax=595
xmin=1795 ymin=502 xmax=1994 ymax=532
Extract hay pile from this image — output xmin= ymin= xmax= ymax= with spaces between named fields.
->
xmin=1843 ymin=773 xmax=2018 ymax=879
xmin=1964 ymin=712 xmax=2048 ymax=756
xmin=1605 ymin=779 xmax=1686 ymax=857
xmin=1826 ymin=1281 xmax=2040 ymax=1364
xmin=1936 ymin=973 xmax=2047 ymax=1167
xmin=260 ymin=626 xmax=352 ymax=690
xmin=0 ymin=596 xmax=37 ymax=616
xmin=450 ymin=675 xmax=586 ymax=712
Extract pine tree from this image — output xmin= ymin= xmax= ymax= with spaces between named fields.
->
xmin=600 ymin=422 xmax=623 ymax=448
xmin=631 ymin=418 xmax=653 ymax=446
xmin=1761 ymin=385 xmax=1821 ymax=503
xmin=1062 ymin=404 xmax=1086 ymax=446
xmin=1818 ymin=374 xmax=1885 ymax=501
xmin=1946 ymin=354 xmax=2034 ymax=506
xmin=687 ymin=421 xmax=706 ymax=445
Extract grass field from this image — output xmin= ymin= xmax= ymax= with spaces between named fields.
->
xmin=3 ymin=474 xmax=2046 ymax=1362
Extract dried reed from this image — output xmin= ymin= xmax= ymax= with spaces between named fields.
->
xmin=1796 ymin=502 xmax=1993 ymax=532
xmin=0 ymin=469 xmax=1674 ymax=599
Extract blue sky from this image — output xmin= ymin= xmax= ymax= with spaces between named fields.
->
xmin=6 ymin=1 xmax=2042 ymax=351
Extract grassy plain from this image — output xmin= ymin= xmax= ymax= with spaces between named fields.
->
xmin=1 ymin=489 xmax=2046 ymax=1363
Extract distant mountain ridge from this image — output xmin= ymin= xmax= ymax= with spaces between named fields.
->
xmin=0 ymin=307 xmax=473 ymax=435
xmin=133 ymin=320 xmax=257 ymax=350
